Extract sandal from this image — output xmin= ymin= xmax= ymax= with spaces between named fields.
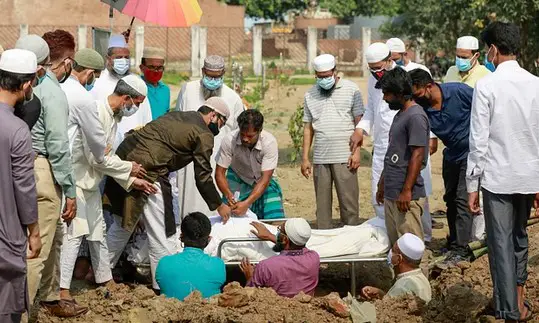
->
xmin=519 ymin=300 xmax=533 ymax=322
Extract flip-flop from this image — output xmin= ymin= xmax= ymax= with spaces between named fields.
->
xmin=519 ymin=300 xmax=533 ymax=322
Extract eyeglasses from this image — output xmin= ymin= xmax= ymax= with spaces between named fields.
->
xmin=143 ymin=65 xmax=165 ymax=72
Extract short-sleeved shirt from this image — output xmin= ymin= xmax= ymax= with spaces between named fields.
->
xmin=248 ymin=248 xmax=320 ymax=298
xmin=384 ymin=105 xmax=429 ymax=200
xmin=443 ymin=64 xmax=491 ymax=88
xmin=424 ymin=83 xmax=473 ymax=162
xmin=156 ymin=247 xmax=226 ymax=300
xmin=386 ymin=269 xmax=432 ymax=303
xmin=303 ymin=79 xmax=364 ymax=164
xmin=216 ymin=129 xmax=278 ymax=185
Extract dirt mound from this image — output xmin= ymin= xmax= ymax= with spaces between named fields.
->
xmin=38 ymin=282 xmax=350 ymax=323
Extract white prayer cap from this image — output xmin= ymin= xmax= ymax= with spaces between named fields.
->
xmin=143 ymin=47 xmax=165 ymax=60
xmin=121 ymin=74 xmax=148 ymax=97
xmin=386 ymin=38 xmax=406 ymax=53
xmin=396 ymin=233 xmax=425 ymax=261
xmin=204 ymin=97 xmax=230 ymax=119
xmin=204 ymin=55 xmax=225 ymax=71
xmin=108 ymin=34 xmax=128 ymax=49
xmin=0 ymin=49 xmax=38 ymax=74
xmin=15 ymin=34 xmax=50 ymax=63
xmin=312 ymin=54 xmax=336 ymax=72
xmin=456 ymin=36 xmax=479 ymax=50
xmin=366 ymin=42 xmax=390 ymax=63
xmin=285 ymin=218 xmax=312 ymax=246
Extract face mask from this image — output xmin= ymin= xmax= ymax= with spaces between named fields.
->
xmin=415 ymin=96 xmax=431 ymax=108
xmin=121 ymin=97 xmax=138 ymax=117
xmin=395 ymin=57 xmax=405 ymax=66
xmin=272 ymin=232 xmax=285 ymax=253
xmin=35 ymin=73 xmax=46 ymax=87
xmin=84 ymin=74 xmax=96 ymax=91
xmin=371 ymin=70 xmax=385 ymax=80
xmin=113 ymin=58 xmax=130 ymax=75
xmin=58 ymin=60 xmax=72 ymax=84
xmin=485 ymin=48 xmax=496 ymax=72
xmin=208 ymin=121 xmax=220 ymax=136
xmin=316 ymin=76 xmax=335 ymax=90
xmin=143 ymin=69 xmax=164 ymax=84
xmin=388 ymin=99 xmax=404 ymax=111
xmin=202 ymin=75 xmax=223 ymax=91
xmin=455 ymin=56 xmax=473 ymax=72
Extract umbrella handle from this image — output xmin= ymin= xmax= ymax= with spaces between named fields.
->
xmin=123 ymin=17 xmax=136 ymax=43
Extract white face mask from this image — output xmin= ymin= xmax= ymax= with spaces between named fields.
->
xmin=113 ymin=58 xmax=130 ymax=75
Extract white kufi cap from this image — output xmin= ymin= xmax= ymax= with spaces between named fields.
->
xmin=386 ymin=38 xmax=406 ymax=53
xmin=456 ymin=36 xmax=479 ymax=50
xmin=15 ymin=34 xmax=50 ymax=63
xmin=312 ymin=54 xmax=335 ymax=72
xmin=108 ymin=34 xmax=128 ymax=49
xmin=121 ymin=74 xmax=148 ymax=97
xmin=204 ymin=97 xmax=230 ymax=120
xmin=0 ymin=49 xmax=38 ymax=74
xmin=397 ymin=233 xmax=425 ymax=261
xmin=366 ymin=42 xmax=390 ymax=63
xmin=285 ymin=218 xmax=312 ymax=246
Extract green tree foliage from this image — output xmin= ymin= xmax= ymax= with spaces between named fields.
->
xmin=319 ymin=0 xmax=400 ymax=19
xmin=224 ymin=0 xmax=307 ymax=21
xmin=383 ymin=0 xmax=539 ymax=73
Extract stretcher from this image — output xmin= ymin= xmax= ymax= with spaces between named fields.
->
xmin=217 ymin=236 xmax=386 ymax=297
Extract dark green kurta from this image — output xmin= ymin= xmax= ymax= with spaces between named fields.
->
xmin=104 ymin=111 xmax=221 ymax=233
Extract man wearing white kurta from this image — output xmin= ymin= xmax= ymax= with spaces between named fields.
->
xmin=175 ymin=55 xmax=245 ymax=218
xmin=91 ymin=34 xmax=153 ymax=151
xmin=386 ymin=38 xmax=437 ymax=242
xmin=350 ymin=42 xmax=435 ymax=241
xmin=59 ymin=70 xmax=152 ymax=299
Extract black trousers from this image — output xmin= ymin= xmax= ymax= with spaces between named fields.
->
xmin=442 ymin=157 xmax=473 ymax=254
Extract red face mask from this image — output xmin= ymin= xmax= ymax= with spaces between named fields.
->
xmin=371 ymin=70 xmax=385 ymax=80
xmin=143 ymin=69 xmax=163 ymax=84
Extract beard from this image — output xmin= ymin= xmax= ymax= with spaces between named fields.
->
xmin=201 ymin=80 xmax=222 ymax=100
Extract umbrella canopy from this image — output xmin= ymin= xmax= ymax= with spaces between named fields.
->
xmin=102 ymin=0 xmax=202 ymax=27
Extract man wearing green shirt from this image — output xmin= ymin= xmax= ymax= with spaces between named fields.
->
xmin=140 ymin=47 xmax=170 ymax=120
xmin=17 ymin=31 xmax=86 ymax=317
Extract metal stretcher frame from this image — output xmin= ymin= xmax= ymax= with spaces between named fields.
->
xmin=217 ymin=237 xmax=386 ymax=297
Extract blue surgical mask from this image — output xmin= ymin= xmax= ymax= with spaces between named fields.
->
xmin=202 ymin=75 xmax=223 ymax=91
xmin=395 ymin=59 xmax=405 ymax=66
xmin=317 ymin=76 xmax=335 ymax=90
xmin=84 ymin=76 xmax=96 ymax=91
xmin=485 ymin=48 xmax=496 ymax=72
xmin=455 ymin=57 xmax=473 ymax=72
xmin=113 ymin=58 xmax=130 ymax=75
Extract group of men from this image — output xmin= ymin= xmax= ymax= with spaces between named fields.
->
xmin=0 ymin=26 xmax=291 ymax=321
xmin=302 ymin=21 xmax=538 ymax=322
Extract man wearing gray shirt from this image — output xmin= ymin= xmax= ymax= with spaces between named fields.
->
xmin=374 ymin=68 xmax=429 ymax=247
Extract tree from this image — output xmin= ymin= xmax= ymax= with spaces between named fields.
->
xmin=224 ymin=0 xmax=307 ymax=21
xmin=319 ymin=0 xmax=400 ymax=19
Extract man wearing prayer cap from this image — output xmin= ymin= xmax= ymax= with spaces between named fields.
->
xmin=104 ymin=96 xmax=233 ymax=291
xmin=58 ymin=73 xmax=155 ymax=303
xmin=140 ymin=47 xmax=170 ymax=120
xmin=0 ymin=48 xmax=42 ymax=323
xmin=444 ymin=35 xmax=491 ymax=87
xmin=361 ymin=233 xmax=431 ymax=303
xmin=176 ymin=54 xmax=244 ymax=219
xmin=386 ymin=37 xmax=438 ymax=244
xmin=19 ymin=30 xmax=85 ymax=317
xmin=241 ymin=219 xmax=320 ymax=298
xmin=91 ymin=34 xmax=153 ymax=153
xmin=301 ymin=53 xmax=363 ymax=229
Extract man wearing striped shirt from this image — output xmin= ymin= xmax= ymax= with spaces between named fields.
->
xmin=301 ymin=54 xmax=364 ymax=229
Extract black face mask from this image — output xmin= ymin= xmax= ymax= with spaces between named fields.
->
xmin=208 ymin=121 xmax=220 ymax=136
xmin=414 ymin=96 xmax=431 ymax=108
xmin=272 ymin=232 xmax=285 ymax=252
xmin=388 ymin=100 xmax=404 ymax=111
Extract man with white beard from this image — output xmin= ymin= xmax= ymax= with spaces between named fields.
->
xmin=175 ymin=55 xmax=244 ymax=218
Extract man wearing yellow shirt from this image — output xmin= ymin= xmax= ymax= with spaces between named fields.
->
xmin=443 ymin=36 xmax=491 ymax=87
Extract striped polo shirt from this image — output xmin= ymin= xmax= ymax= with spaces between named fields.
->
xmin=303 ymin=78 xmax=364 ymax=164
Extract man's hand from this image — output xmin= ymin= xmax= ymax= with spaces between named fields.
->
xmin=301 ymin=159 xmax=312 ymax=179
xmin=239 ymin=258 xmax=255 ymax=282
xmin=347 ymin=149 xmax=361 ymax=171
xmin=468 ymin=191 xmax=481 ymax=215
xmin=534 ymin=193 xmax=539 ymax=217
xmin=225 ymin=193 xmax=237 ymax=207
xmin=250 ymin=222 xmax=276 ymax=242
xmin=349 ymin=129 xmax=364 ymax=152
xmin=232 ymin=201 xmax=249 ymax=216
xmin=217 ymin=203 xmax=231 ymax=224
xmin=361 ymin=286 xmax=383 ymax=300
xmin=396 ymin=189 xmax=412 ymax=212
xmin=132 ymin=178 xmax=158 ymax=195
xmin=130 ymin=162 xmax=147 ymax=179
xmin=27 ymin=230 xmax=42 ymax=259
xmin=62 ymin=197 xmax=77 ymax=223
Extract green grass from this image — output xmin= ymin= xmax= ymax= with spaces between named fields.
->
xmin=289 ymin=77 xmax=316 ymax=85
xmin=162 ymin=71 xmax=190 ymax=86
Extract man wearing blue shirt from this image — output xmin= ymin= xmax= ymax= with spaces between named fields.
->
xmin=156 ymin=212 xmax=225 ymax=300
xmin=140 ymin=47 xmax=170 ymax=120
xmin=409 ymin=69 xmax=474 ymax=263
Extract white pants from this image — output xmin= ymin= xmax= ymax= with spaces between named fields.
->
xmin=59 ymin=233 xmax=112 ymax=289
xmin=371 ymin=150 xmax=433 ymax=241
xmin=106 ymin=183 xmax=181 ymax=289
